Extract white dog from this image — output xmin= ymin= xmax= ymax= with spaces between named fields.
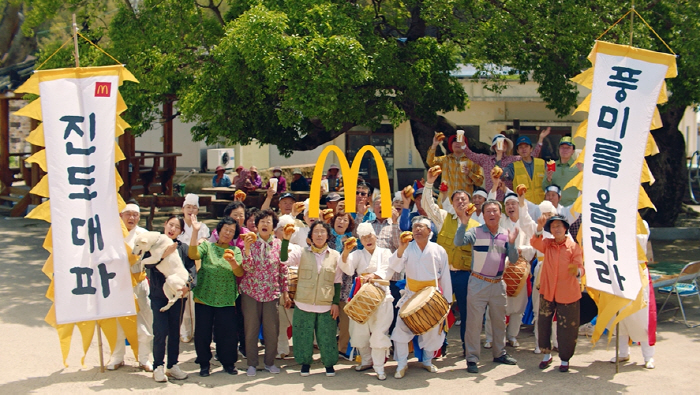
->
xmin=132 ymin=232 xmax=190 ymax=312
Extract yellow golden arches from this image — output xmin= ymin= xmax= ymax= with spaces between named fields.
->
xmin=308 ymin=145 xmax=392 ymax=220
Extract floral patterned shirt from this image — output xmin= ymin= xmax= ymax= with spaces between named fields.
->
xmin=240 ymin=236 xmax=289 ymax=302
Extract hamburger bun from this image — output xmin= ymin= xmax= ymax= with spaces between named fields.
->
xmin=516 ymin=184 xmax=527 ymax=196
xmin=344 ymin=237 xmax=357 ymax=249
xmin=491 ymin=165 xmax=503 ymax=179
xmin=400 ymin=231 xmax=414 ymax=243
xmin=402 ymin=185 xmax=415 ymax=199
xmin=435 ymin=132 xmax=445 ymax=142
xmin=293 ymin=201 xmax=305 ymax=212
xmin=428 ymin=165 xmax=442 ymax=177
xmin=245 ymin=233 xmax=258 ymax=244
xmin=466 ymin=203 xmax=477 ymax=215
xmin=223 ymin=249 xmax=235 ymax=259
xmin=234 ymin=190 xmax=247 ymax=201
xmin=322 ymin=209 xmax=334 ymax=221
xmin=283 ymin=223 xmax=296 ymax=235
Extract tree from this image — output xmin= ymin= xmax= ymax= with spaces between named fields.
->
xmin=19 ymin=0 xmax=700 ymax=226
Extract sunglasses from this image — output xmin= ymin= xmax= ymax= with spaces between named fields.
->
xmin=356 ymin=191 xmax=368 ymax=196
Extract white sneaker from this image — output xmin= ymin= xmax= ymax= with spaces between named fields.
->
xmin=377 ymin=372 xmax=387 ymax=381
xmin=247 ymin=366 xmax=257 ymax=377
xmin=166 ymin=364 xmax=188 ymax=380
xmin=534 ymin=347 xmax=542 ymax=354
xmin=153 ymin=365 xmax=168 ymax=382
xmin=645 ymin=358 xmax=655 ymax=369
xmin=455 ymin=320 xmax=462 ymax=326
xmin=484 ymin=342 xmax=492 ymax=349
xmin=265 ymin=365 xmax=281 ymax=374
xmin=610 ymin=355 xmax=630 ymax=363
xmin=508 ymin=338 xmax=520 ymax=347
xmin=139 ymin=361 xmax=154 ymax=372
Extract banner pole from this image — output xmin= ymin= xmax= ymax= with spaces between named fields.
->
xmin=615 ymin=318 xmax=620 ymax=373
xmin=96 ymin=322 xmax=105 ymax=372
xmin=72 ymin=14 xmax=80 ymax=67
xmin=629 ymin=1 xmax=635 ymax=46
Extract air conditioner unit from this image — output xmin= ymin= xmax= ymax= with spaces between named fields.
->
xmin=207 ymin=148 xmax=235 ymax=171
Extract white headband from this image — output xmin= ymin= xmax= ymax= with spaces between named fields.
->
xmin=412 ymin=217 xmax=432 ymax=228
xmin=121 ymin=203 xmax=140 ymax=214
xmin=473 ymin=190 xmax=488 ymax=199
xmin=504 ymin=194 xmax=518 ymax=204
xmin=183 ymin=193 xmax=199 ymax=207
xmin=356 ymin=222 xmax=376 ymax=237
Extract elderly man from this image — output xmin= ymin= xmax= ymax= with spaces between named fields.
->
xmin=338 ymin=223 xmax=394 ymax=380
xmin=504 ymin=129 xmax=550 ymax=205
xmin=107 ymin=203 xmax=153 ymax=371
xmin=325 ymin=163 xmax=344 ymax=192
xmin=471 ymin=187 xmax=488 ymax=225
xmin=290 ymin=168 xmax=310 ymax=191
xmin=399 ymin=187 xmax=437 ymax=241
xmin=427 ymin=133 xmax=484 ymax=197
xmin=325 ymin=192 xmax=342 ymax=213
xmin=542 ymin=136 xmax=580 ymax=207
xmin=454 ymin=200 xmax=519 ymax=374
xmin=385 ymin=216 xmax=452 ymax=378
xmin=422 ymin=167 xmax=480 ymax=355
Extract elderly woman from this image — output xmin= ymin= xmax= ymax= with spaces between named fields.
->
xmin=147 ymin=215 xmax=196 ymax=382
xmin=281 ymin=221 xmax=342 ymax=377
xmin=188 ymin=215 xmax=244 ymax=377
xmin=328 ymin=212 xmax=357 ymax=359
xmin=240 ymin=209 xmax=291 ymax=376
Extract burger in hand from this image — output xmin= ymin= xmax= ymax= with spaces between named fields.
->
xmin=400 ymin=231 xmax=414 ymax=243
xmin=322 ymin=209 xmax=334 ymax=222
xmin=491 ymin=166 xmax=503 ymax=179
xmin=344 ymin=237 xmax=358 ymax=250
xmin=234 ymin=190 xmax=247 ymax=201
xmin=283 ymin=223 xmax=296 ymax=237
xmin=516 ymin=184 xmax=527 ymax=196
xmin=402 ymin=185 xmax=415 ymax=199
xmin=434 ymin=132 xmax=445 ymax=142
xmin=245 ymin=233 xmax=258 ymax=244
xmin=293 ymin=201 xmax=306 ymax=213
xmin=428 ymin=165 xmax=442 ymax=177
xmin=466 ymin=203 xmax=477 ymax=215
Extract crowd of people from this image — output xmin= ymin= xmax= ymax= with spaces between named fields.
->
xmin=114 ymin=129 xmax=656 ymax=383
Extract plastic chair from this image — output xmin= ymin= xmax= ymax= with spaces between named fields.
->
xmin=657 ymin=261 xmax=700 ymax=328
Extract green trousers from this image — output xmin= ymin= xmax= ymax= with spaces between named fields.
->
xmin=293 ymin=306 xmax=338 ymax=367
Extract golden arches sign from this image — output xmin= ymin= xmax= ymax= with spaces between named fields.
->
xmin=308 ymin=145 xmax=392 ymax=219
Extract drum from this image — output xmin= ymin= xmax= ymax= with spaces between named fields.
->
xmin=287 ymin=267 xmax=299 ymax=302
xmin=503 ymin=257 xmax=530 ymax=297
xmin=398 ymin=286 xmax=450 ymax=335
xmin=344 ymin=282 xmax=385 ymax=324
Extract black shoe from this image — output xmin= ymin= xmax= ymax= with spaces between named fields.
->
xmin=301 ymin=364 xmax=311 ymax=377
xmin=325 ymin=366 xmax=336 ymax=377
xmin=467 ymin=362 xmax=478 ymax=373
xmin=199 ymin=366 xmax=210 ymax=377
xmin=494 ymin=354 xmax=517 ymax=365
xmin=224 ymin=365 xmax=238 ymax=375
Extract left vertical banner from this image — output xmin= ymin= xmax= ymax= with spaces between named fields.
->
xmin=39 ymin=67 xmax=135 ymax=324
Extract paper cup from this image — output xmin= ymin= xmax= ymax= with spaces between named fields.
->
xmin=456 ymin=130 xmax=464 ymax=142
xmin=460 ymin=160 xmax=468 ymax=173
xmin=496 ymin=138 xmax=504 ymax=151
xmin=321 ymin=179 xmax=329 ymax=192
xmin=269 ymin=178 xmax=278 ymax=191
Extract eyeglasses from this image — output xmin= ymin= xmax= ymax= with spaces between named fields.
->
xmin=356 ymin=192 xmax=368 ymax=196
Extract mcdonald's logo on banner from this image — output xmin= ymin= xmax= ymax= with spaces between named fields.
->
xmin=308 ymin=145 xmax=392 ymax=219
xmin=95 ymin=82 xmax=112 ymax=97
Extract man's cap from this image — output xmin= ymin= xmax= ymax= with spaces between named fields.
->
xmin=544 ymin=215 xmax=570 ymax=233
xmin=515 ymin=136 xmax=532 ymax=147
xmin=279 ymin=192 xmax=295 ymax=201
xmin=272 ymin=166 xmax=282 ymax=172
xmin=329 ymin=163 xmax=340 ymax=170
xmin=292 ymin=168 xmax=302 ymax=175
xmin=559 ymin=136 xmax=574 ymax=146
xmin=326 ymin=192 xmax=342 ymax=202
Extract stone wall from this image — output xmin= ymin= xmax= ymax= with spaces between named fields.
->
xmin=8 ymin=99 xmax=32 ymax=154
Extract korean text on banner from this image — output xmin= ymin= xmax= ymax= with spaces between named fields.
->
xmin=40 ymin=73 xmax=135 ymax=324
xmin=581 ymin=46 xmax=669 ymax=300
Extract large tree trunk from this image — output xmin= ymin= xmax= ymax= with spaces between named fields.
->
xmin=410 ymin=116 xmax=491 ymax=167
xmin=0 ymin=3 xmax=37 ymax=68
xmin=642 ymin=105 xmax=688 ymax=227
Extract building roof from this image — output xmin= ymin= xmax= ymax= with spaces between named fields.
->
xmin=0 ymin=59 xmax=36 ymax=94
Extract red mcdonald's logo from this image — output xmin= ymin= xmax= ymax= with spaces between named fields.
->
xmin=95 ymin=82 xmax=111 ymax=97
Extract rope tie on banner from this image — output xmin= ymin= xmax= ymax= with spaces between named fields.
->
xmin=597 ymin=8 xmax=676 ymax=55
xmin=35 ymin=32 xmax=123 ymax=71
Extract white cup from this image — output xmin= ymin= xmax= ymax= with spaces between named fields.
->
xmin=269 ymin=178 xmax=278 ymax=191
xmin=456 ymin=130 xmax=464 ymax=142
xmin=496 ymin=138 xmax=504 ymax=151
xmin=460 ymin=160 xmax=468 ymax=173
xmin=321 ymin=179 xmax=329 ymax=193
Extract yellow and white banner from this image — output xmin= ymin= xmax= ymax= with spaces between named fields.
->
xmin=576 ymin=42 xmax=676 ymax=300
xmin=40 ymin=69 xmax=135 ymax=323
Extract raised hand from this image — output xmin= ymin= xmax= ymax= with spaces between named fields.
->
xmin=191 ymin=214 xmax=201 ymax=232
xmin=538 ymin=127 xmax=551 ymax=143
xmin=508 ymin=227 xmax=520 ymax=245
xmin=537 ymin=214 xmax=548 ymax=232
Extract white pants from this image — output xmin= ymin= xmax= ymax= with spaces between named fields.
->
xmin=485 ymin=288 xmax=529 ymax=342
xmin=110 ymin=280 xmax=153 ymax=364
xmin=391 ymin=317 xmax=444 ymax=369
xmin=179 ymin=296 xmax=195 ymax=340
xmin=350 ymin=300 xmax=393 ymax=373
xmin=277 ymin=306 xmax=294 ymax=356
xmin=617 ymin=288 xmax=654 ymax=361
